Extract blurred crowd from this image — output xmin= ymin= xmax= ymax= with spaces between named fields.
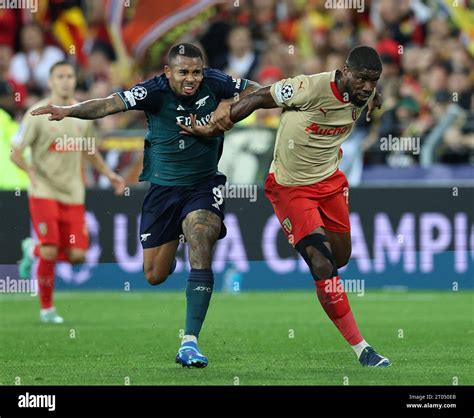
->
xmin=0 ymin=0 xmax=472 ymax=188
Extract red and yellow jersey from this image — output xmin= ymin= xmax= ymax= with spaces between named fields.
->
xmin=13 ymin=98 xmax=95 ymax=205
xmin=269 ymin=70 xmax=375 ymax=186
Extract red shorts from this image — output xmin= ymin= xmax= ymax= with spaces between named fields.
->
xmin=264 ymin=170 xmax=350 ymax=246
xmin=28 ymin=197 xmax=89 ymax=250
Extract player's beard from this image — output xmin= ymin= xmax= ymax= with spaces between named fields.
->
xmin=351 ymin=96 xmax=367 ymax=107
xmin=346 ymin=79 xmax=368 ymax=107
xmin=349 ymin=90 xmax=368 ymax=107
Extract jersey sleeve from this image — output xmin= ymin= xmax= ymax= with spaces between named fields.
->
xmin=116 ymin=77 xmax=165 ymax=113
xmin=204 ymin=68 xmax=249 ymax=101
xmin=11 ymin=112 xmax=37 ymax=149
xmin=270 ymin=74 xmax=315 ymax=110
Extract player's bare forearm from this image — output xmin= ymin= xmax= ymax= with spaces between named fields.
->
xmin=30 ymin=94 xmax=125 ymax=121
xmin=230 ymin=86 xmax=278 ymax=123
xmin=11 ymin=146 xmax=36 ymax=185
xmin=177 ymin=83 xmax=272 ymax=137
xmin=68 ymin=94 xmax=126 ymax=119
xmin=10 ymin=147 xmax=31 ymax=173
xmin=84 ymin=150 xmax=113 ymax=177
xmin=84 ymin=151 xmax=125 ymax=194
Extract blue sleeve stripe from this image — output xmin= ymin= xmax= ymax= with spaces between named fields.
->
xmin=133 ymin=77 xmax=166 ymax=93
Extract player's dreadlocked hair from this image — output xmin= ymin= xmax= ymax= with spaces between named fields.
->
xmin=346 ymin=46 xmax=382 ymax=72
xmin=168 ymin=43 xmax=203 ymax=65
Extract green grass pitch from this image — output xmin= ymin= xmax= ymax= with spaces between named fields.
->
xmin=0 ymin=290 xmax=472 ymax=385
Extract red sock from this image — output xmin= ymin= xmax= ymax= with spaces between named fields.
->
xmin=315 ymin=276 xmax=363 ymax=346
xmin=37 ymin=258 xmax=55 ymax=309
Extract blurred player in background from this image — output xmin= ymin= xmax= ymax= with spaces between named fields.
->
xmin=30 ymin=44 xmax=260 ymax=367
xmin=11 ymin=61 xmax=125 ymax=324
xmin=180 ymin=46 xmax=392 ymax=368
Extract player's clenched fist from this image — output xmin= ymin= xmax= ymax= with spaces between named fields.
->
xmin=31 ymin=104 xmax=71 ymax=121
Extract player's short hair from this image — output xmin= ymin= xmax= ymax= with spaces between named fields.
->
xmin=167 ymin=43 xmax=203 ymax=66
xmin=49 ymin=60 xmax=76 ymax=76
xmin=346 ymin=46 xmax=382 ymax=72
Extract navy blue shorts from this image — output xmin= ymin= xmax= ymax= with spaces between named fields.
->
xmin=139 ymin=174 xmax=227 ymax=249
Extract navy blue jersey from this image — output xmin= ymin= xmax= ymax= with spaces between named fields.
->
xmin=116 ymin=68 xmax=248 ymax=186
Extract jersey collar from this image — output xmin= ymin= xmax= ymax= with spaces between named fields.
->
xmin=330 ymin=70 xmax=347 ymax=104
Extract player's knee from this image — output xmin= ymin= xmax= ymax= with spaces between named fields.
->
xmin=144 ymin=268 xmax=168 ymax=286
xmin=39 ymin=246 xmax=58 ymax=261
xmin=68 ymin=252 xmax=86 ymax=264
xmin=309 ymin=254 xmax=334 ymax=281
xmin=335 ymin=247 xmax=351 ymax=268
xmin=296 ymin=233 xmax=338 ymax=281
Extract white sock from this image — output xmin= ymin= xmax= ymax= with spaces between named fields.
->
xmin=351 ymin=339 xmax=369 ymax=358
xmin=182 ymin=335 xmax=197 ymax=344
xmin=28 ymin=242 xmax=36 ymax=258
xmin=41 ymin=307 xmax=55 ymax=315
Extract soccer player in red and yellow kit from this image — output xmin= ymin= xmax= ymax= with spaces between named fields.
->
xmin=11 ymin=61 xmax=125 ymax=323
xmin=179 ymin=46 xmax=391 ymax=367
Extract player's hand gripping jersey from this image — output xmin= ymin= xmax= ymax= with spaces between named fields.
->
xmin=116 ymin=68 xmax=248 ymax=187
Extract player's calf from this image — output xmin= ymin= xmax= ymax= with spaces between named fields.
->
xmin=296 ymin=232 xmax=392 ymax=366
xmin=144 ymin=260 xmax=176 ymax=286
xmin=176 ymin=210 xmax=220 ymax=367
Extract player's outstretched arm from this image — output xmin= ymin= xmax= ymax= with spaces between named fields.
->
xmin=178 ymin=86 xmax=278 ymax=137
xmin=30 ymin=94 xmax=126 ymax=121
xmin=366 ymin=90 xmax=382 ymax=122
xmin=229 ymin=85 xmax=278 ymax=123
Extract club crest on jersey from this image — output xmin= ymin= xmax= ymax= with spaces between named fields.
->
xmin=195 ymin=95 xmax=209 ymax=109
xmin=131 ymin=86 xmax=147 ymax=100
xmin=282 ymin=217 xmax=292 ymax=234
xmin=38 ymin=223 xmax=48 ymax=236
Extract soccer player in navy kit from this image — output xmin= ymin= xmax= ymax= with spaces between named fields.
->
xmin=31 ymin=43 xmax=259 ymax=368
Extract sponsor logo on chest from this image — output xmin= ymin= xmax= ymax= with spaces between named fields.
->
xmin=304 ymin=123 xmax=351 ymax=136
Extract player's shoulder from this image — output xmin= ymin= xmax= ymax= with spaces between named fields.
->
xmin=203 ymin=67 xmax=248 ymax=96
xmin=203 ymin=67 xmax=230 ymax=83
xmin=134 ymin=74 xmax=169 ymax=94
xmin=23 ymin=98 xmax=51 ymax=122
xmin=27 ymin=97 xmax=51 ymax=113
xmin=303 ymin=71 xmax=332 ymax=90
